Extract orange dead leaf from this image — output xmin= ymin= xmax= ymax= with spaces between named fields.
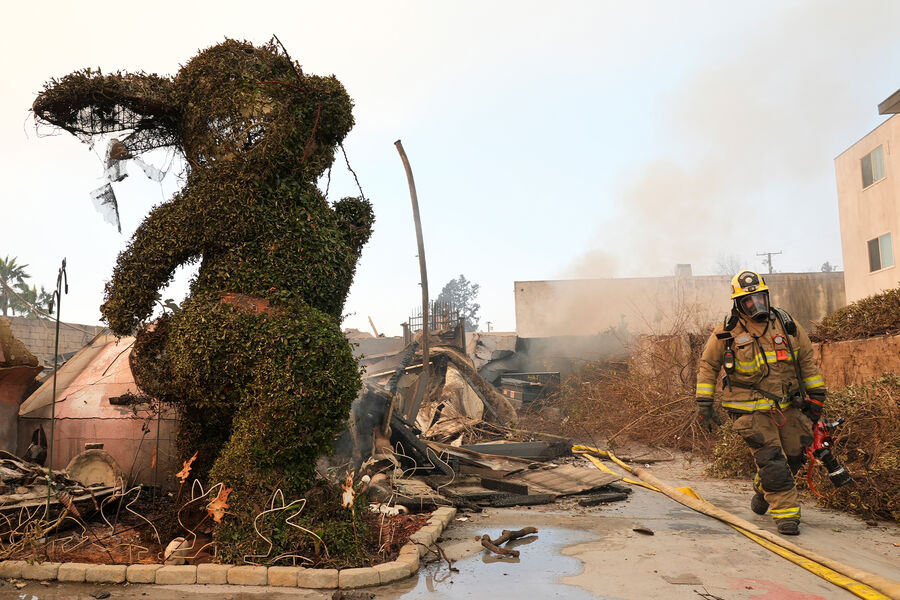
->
xmin=150 ymin=446 xmax=158 ymax=470
xmin=207 ymin=486 xmax=232 ymax=523
xmin=175 ymin=451 xmax=198 ymax=484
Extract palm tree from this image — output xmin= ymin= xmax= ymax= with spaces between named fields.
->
xmin=38 ymin=286 xmax=55 ymax=315
xmin=14 ymin=283 xmax=54 ymax=318
xmin=0 ymin=255 xmax=30 ymax=316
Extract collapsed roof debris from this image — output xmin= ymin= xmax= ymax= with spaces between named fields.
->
xmin=0 ymin=449 xmax=122 ymax=539
xmin=335 ymin=324 xmax=631 ymax=516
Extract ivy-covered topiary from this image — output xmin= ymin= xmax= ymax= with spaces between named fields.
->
xmin=33 ymin=39 xmax=374 ymax=554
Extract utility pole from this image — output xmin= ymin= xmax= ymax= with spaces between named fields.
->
xmin=756 ymin=250 xmax=782 ymax=274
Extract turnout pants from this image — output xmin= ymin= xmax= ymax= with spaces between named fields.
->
xmin=731 ymin=406 xmax=813 ymax=522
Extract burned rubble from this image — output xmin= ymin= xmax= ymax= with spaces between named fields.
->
xmin=332 ymin=323 xmax=633 ymax=519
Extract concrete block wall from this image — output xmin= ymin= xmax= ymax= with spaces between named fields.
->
xmin=7 ymin=317 xmax=105 ymax=367
xmin=515 ymin=271 xmax=846 ymax=338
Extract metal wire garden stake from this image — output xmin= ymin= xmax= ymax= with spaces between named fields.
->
xmin=46 ymin=258 xmax=68 ymax=515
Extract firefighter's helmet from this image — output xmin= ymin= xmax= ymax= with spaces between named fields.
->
xmin=731 ymin=271 xmax=770 ymax=321
xmin=731 ymin=270 xmax=769 ymax=298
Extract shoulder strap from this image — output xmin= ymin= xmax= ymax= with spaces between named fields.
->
xmin=723 ymin=307 xmax=740 ymax=332
xmin=771 ymin=308 xmax=805 ymax=398
xmin=771 ymin=307 xmax=796 ymax=336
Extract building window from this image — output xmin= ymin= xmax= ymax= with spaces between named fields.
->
xmin=867 ymin=232 xmax=894 ymax=272
xmin=861 ymin=145 xmax=886 ymax=188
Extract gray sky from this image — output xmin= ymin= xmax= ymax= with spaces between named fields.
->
xmin=3 ymin=1 xmax=900 ymax=335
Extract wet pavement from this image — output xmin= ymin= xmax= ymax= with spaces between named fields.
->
xmin=381 ymin=522 xmax=608 ymax=600
xmin=3 ymin=459 xmax=899 ymax=600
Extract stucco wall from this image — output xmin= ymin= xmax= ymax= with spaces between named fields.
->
xmin=813 ymin=334 xmax=900 ymax=389
xmin=6 ymin=317 xmax=105 ymax=368
xmin=835 ymin=114 xmax=900 ymax=302
xmin=515 ymin=272 xmax=845 ymax=338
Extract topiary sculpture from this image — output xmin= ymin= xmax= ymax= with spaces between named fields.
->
xmin=33 ymin=39 xmax=374 ymax=553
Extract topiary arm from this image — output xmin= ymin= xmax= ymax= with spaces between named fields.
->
xmin=332 ymin=196 xmax=374 ymax=260
xmin=33 ymin=70 xmax=179 ymax=156
xmin=101 ymin=197 xmax=199 ymax=335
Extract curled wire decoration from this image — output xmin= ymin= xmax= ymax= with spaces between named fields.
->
xmin=391 ymin=441 xmax=457 ymax=495
xmin=0 ymin=500 xmax=75 ymax=559
xmin=0 ymin=491 xmax=115 ymax=563
xmin=244 ymin=489 xmax=325 ymax=566
xmin=97 ymin=486 xmax=161 ymax=547
xmin=116 ymin=542 xmax=150 ymax=563
xmin=168 ymin=480 xmax=225 ymax=562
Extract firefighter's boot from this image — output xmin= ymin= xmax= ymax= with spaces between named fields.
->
xmin=777 ymin=518 xmax=800 ymax=535
xmin=751 ymin=491 xmax=769 ymax=515
xmin=750 ymin=476 xmax=769 ymax=515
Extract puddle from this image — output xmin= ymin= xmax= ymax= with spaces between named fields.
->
xmin=395 ymin=527 xmax=611 ymax=599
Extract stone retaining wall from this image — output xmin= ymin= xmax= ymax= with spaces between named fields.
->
xmin=0 ymin=506 xmax=455 ymax=589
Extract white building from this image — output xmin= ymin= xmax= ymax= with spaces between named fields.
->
xmin=834 ymin=90 xmax=900 ymax=302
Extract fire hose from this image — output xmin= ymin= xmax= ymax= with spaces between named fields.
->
xmin=572 ymin=445 xmax=900 ymax=600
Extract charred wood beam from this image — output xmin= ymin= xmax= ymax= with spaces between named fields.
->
xmin=480 ymin=477 xmax=528 ymax=496
xmin=389 ymin=414 xmax=454 ymax=476
xmin=480 ymin=527 xmax=539 ymax=557
xmin=489 ymin=494 xmax=555 ymax=507
xmin=577 ymin=491 xmax=630 ymax=506
xmin=481 ymin=534 xmax=519 ymax=557
xmin=493 ymin=527 xmax=538 ymax=545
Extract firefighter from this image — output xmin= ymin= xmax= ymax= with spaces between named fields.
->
xmin=695 ymin=270 xmax=826 ymax=535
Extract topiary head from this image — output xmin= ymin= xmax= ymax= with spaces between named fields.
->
xmin=174 ymin=39 xmax=353 ymax=180
xmin=33 ymin=38 xmax=354 ymax=182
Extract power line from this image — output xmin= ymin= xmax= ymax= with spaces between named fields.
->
xmin=0 ymin=277 xmax=101 ymax=335
xmin=756 ymin=250 xmax=782 ymax=275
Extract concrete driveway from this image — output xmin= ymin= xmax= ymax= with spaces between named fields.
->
xmin=4 ymin=460 xmax=898 ymax=600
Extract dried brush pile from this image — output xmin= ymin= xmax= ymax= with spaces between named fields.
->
xmin=525 ymin=333 xmax=717 ymax=452
xmin=812 ymin=285 xmax=900 ymax=342
xmin=812 ymin=375 xmax=900 ymax=521
xmin=708 ymin=375 xmax=900 ymax=522
xmin=538 ymin=329 xmax=900 ymax=523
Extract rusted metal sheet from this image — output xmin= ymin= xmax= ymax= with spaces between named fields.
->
xmin=19 ymin=334 xmax=138 ymax=420
xmin=510 ymin=464 xmax=620 ymax=496
xmin=17 ymin=334 xmax=178 ymax=489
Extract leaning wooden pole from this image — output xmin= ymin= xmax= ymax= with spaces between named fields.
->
xmin=395 ymin=140 xmax=429 ymax=422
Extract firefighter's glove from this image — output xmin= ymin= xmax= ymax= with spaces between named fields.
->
xmin=803 ymin=390 xmax=826 ymax=422
xmin=696 ymin=399 xmax=722 ymax=432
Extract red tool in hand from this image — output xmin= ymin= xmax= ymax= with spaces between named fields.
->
xmin=806 ymin=418 xmax=853 ymax=491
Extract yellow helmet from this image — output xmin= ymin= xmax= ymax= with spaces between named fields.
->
xmin=730 ymin=270 xmax=768 ymax=299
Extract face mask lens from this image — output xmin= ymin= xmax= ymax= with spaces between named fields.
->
xmin=740 ymin=292 xmax=769 ymax=319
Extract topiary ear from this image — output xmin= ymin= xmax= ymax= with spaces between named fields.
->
xmin=303 ymin=74 xmax=354 ymax=149
xmin=33 ymin=70 xmax=180 ymax=155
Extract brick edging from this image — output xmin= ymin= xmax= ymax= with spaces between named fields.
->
xmin=0 ymin=506 xmax=456 ymax=589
